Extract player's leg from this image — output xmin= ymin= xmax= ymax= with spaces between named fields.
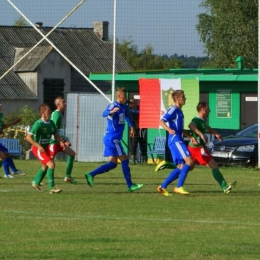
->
xmin=174 ymin=142 xmax=194 ymax=195
xmin=84 ymin=138 xmax=118 ymax=187
xmin=208 ymin=159 xmax=237 ymax=193
xmin=129 ymin=134 xmax=138 ymax=164
xmin=63 ymin=146 xmax=76 ymax=184
xmin=119 ymin=154 xmax=143 ymax=192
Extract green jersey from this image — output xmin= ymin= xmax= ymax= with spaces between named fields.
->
xmin=29 ymin=119 xmax=58 ymax=148
xmin=50 ymin=110 xmax=63 ymax=144
xmin=189 ymin=116 xmax=208 ymax=148
xmin=0 ymin=112 xmax=4 ymax=132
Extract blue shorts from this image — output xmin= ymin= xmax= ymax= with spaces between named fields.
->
xmin=169 ymin=141 xmax=191 ymax=165
xmin=103 ymin=137 xmax=126 ymax=157
xmin=0 ymin=143 xmax=8 ymax=153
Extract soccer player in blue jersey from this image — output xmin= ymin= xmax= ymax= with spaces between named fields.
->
xmin=85 ymin=87 xmax=143 ymax=192
xmin=0 ymin=103 xmax=25 ymax=178
xmin=157 ymin=90 xmax=195 ymax=196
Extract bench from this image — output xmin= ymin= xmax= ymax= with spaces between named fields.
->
xmin=0 ymin=138 xmax=22 ymax=159
xmin=147 ymin=136 xmax=166 ymax=164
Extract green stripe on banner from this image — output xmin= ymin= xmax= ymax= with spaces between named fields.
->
xmin=181 ymin=79 xmax=199 ymax=129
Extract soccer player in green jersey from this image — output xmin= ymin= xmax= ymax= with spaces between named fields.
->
xmin=50 ymin=97 xmax=77 ymax=184
xmin=26 ymin=104 xmax=65 ymax=194
xmin=188 ymin=101 xmax=237 ymax=193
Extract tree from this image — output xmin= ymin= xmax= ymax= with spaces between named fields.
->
xmin=14 ymin=16 xmax=29 ymax=26
xmin=116 ymin=39 xmax=183 ymax=70
xmin=196 ymin=0 xmax=258 ymax=68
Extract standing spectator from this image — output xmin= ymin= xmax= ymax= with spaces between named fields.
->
xmin=50 ymin=97 xmax=77 ymax=184
xmin=84 ymin=87 xmax=143 ymax=192
xmin=0 ymin=103 xmax=25 ymax=178
xmin=188 ymin=101 xmax=237 ymax=193
xmin=128 ymin=98 xmax=147 ymax=164
xmin=157 ymin=90 xmax=195 ymax=196
xmin=26 ymin=103 xmax=64 ymax=194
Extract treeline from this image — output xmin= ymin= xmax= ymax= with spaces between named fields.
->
xmin=116 ymin=39 xmax=208 ymax=70
xmin=162 ymin=54 xmax=209 ymax=69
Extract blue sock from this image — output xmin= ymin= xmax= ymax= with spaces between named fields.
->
xmin=5 ymin=157 xmax=17 ymax=172
xmin=90 ymin=161 xmax=117 ymax=177
xmin=121 ymin=159 xmax=133 ymax=188
xmin=161 ymin=168 xmax=181 ymax=188
xmin=3 ymin=158 xmax=11 ymax=175
xmin=176 ymin=164 xmax=190 ymax=188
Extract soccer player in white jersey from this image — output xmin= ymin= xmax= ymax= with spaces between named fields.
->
xmin=85 ymin=87 xmax=143 ymax=192
xmin=157 ymin=90 xmax=195 ymax=196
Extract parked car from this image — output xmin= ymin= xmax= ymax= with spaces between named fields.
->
xmin=209 ymin=124 xmax=258 ymax=166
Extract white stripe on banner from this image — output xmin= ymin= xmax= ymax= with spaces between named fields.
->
xmin=159 ymin=78 xmax=181 ymax=114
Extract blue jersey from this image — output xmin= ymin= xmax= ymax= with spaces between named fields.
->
xmin=161 ymin=105 xmax=184 ymax=144
xmin=102 ymin=101 xmax=133 ymax=140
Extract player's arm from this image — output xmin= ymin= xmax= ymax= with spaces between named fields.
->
xmin=125 ymin=107 xmax=135 ymax=137
xmin=102 ymin=103 xmax=119 ymax=117
xmin=26 ymin=133 xmax=45 ymax=153
xmin=159 ymin=119 xmax=175 ymax=135
xmin=207 ymin=126 xmax=223 ymax=141
xmin=182 ymin=129 xmax=197 ymax=145
xmin=188 ymin=122 xmax=206 ymax=144
xmin=2 ymin=118 xmax=21 ymax=129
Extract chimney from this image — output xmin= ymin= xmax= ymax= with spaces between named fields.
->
xmin=35 ymin=22 xmax=43 ymax=28
xmin=93 ymin=21 xmax=109 ymax=41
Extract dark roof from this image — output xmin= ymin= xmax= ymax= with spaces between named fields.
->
xmin=0 ymin=25 xmax=132 ymax=99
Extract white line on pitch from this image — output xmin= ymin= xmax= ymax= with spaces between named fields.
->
xmin=2 ymin=210 xmax=260 ymax=227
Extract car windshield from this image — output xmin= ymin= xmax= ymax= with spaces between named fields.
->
xmin=235 ymin=124 xmax=258 ymax=138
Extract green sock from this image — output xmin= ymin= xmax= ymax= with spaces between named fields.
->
xmin=65 ymin=155 xmax=75 ymax=177
xmin=0 ymin=161 xmax=3 ymax=168
xmin=212 ymin=168 xmax=227 ymax=190
xmin=47 ymin=168 xmax=55 ymax=189
xmin=166 ymin=162 xmax=176 ymax=169
xmin=33 ymin=168 xmax=47 ymax=185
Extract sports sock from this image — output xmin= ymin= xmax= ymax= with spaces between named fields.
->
xmin=166 ymin=162 xmax=176 ymax=169
xmin=3 ymin=158 xmax=11 ymax=175
xmin=5 ymin=157 xmax=17 ymax=172
xmin=65 ymin=155 xmax=75 ymax=177
xmin=212 ymin=168 xmax=227 ymax=190
xmin=176 ymin=164 xmax=190 ymax=188
xmin=33 ymin=168 xmax=47 ymax=185
xmin=161 ymin=168 xmax=181 ymax=188
xmin=47 ymin=168 xmax=55 ymax=189
xmin=0 ymin=160 xmax=3 ymax=168
xmin=121 ymin=159 xmax=133 ymax=188
xmin=90 ymin=161 xmax=117 ymax=177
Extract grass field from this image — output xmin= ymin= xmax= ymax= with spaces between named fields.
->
xmin=1 ymin=160 xmax=260 ymax=260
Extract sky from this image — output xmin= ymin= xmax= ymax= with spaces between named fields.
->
xmin=0 ymin=0 xmax=206 ymax=57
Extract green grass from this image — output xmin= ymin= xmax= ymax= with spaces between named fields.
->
xmin=1 ymin=160 xmax=260 ymax=260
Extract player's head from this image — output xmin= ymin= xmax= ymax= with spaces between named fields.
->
xmin=116 ymin=87 xmax=127 ymax=104
xmin=54 ymin=96 xmax=66 ymax=112
xmin=196 ymin=101 xmax=210 ymax=117
xmin=172 ymin=90 xmax=186 ymax=106
xmin=39 ymin=103 xmax=52 ymax=118
xmin=129 ymin=98 xmax=137 ymax=108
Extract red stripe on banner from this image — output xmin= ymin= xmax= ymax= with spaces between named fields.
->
xmin=139 ymin=78 xmax=161 ymax=128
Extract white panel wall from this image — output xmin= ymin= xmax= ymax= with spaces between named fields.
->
xmin=66 ymin=93 xmax=111 ymax=162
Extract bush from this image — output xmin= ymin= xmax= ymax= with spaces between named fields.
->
xmin=3 ymin=105 xmax=39 ymax=158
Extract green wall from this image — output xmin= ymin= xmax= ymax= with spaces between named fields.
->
xmin=200 ymin=81 xmax=257 ymax=130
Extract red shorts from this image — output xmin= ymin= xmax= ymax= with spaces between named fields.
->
xmin=48 ymin=143 xmax=64 ymax=158
xmin=32 ymin=146 xmax=53 ymax=165
xmin=188 ymin=146 xmax=212 ymax=165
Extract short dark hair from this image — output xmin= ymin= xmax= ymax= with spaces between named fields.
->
xmin=196 ymin=101 xmax=208 ymax=112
